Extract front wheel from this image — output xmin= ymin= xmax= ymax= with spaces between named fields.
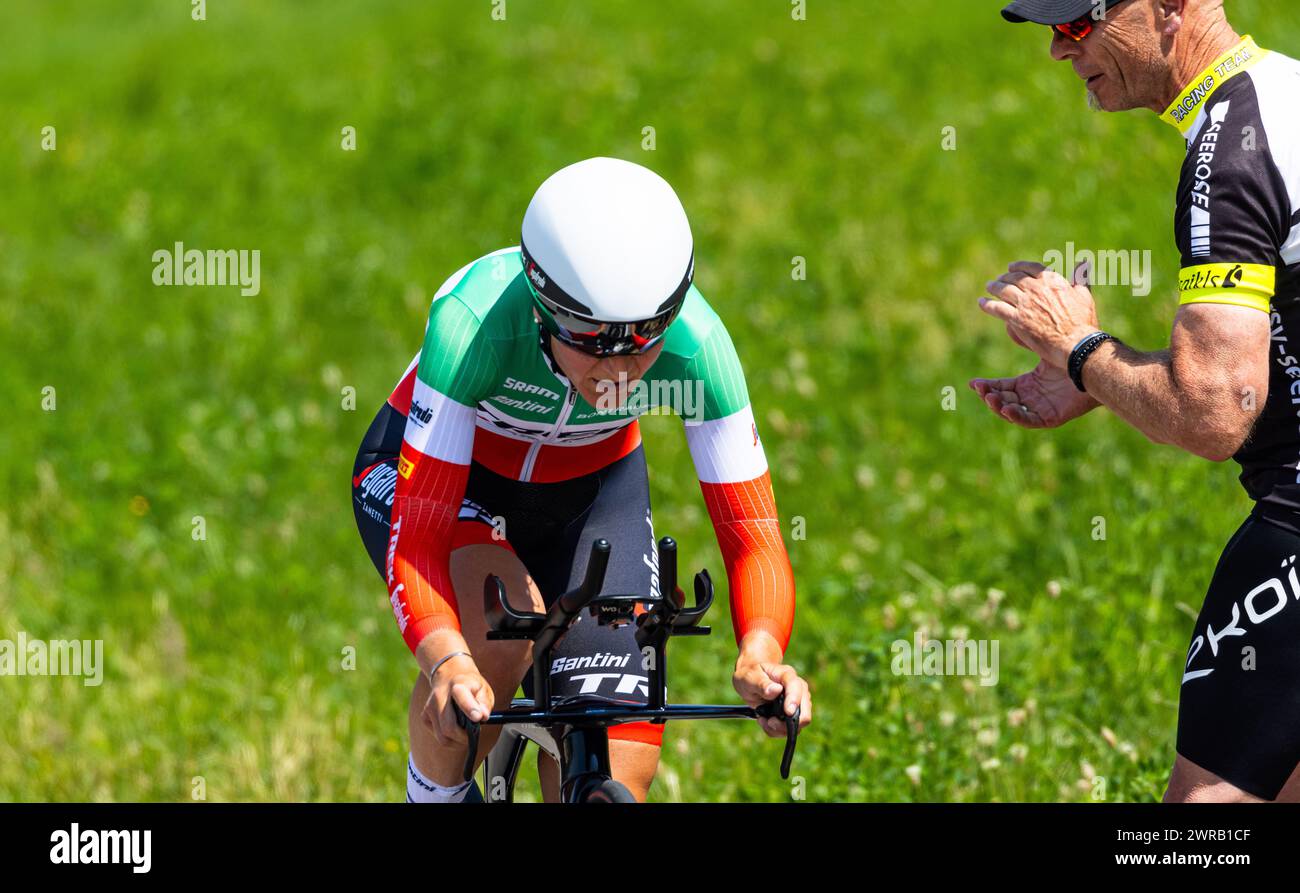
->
xmin=582 ymin=778 xmax=637 ymax=803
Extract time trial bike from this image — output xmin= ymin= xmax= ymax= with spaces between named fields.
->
xmin=453 ymin=536 xmax=800 ymax=803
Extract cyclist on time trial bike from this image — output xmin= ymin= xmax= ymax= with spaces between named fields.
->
xmin=352 ymin=157 xmax=812 ymax=802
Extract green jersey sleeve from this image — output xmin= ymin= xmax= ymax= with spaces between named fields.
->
xmin=415 ymin=294 xmax=502 ymax=408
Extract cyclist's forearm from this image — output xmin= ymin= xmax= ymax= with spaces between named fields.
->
xmin=1081 ymin=341 xmax=1179 ymax=441
xmin=1081 ymin=340 xmax=1245 ymax=459
xmin=698 ymin=474 xmax=796 ymax=652
xmin=414 ymin=628 xmax=474 ymax=677
xmin=389 ymin=474 xmax=470 ymax=652
xmin=389 ymin=513 xmax=463 ymax=649
xmin=738 ymin=629 xmax=784 ymax=664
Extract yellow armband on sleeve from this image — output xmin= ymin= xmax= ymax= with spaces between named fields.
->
xmin=1178 ymin=263 xmax=1275 ymax=313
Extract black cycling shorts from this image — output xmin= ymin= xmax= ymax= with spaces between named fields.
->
xmin=1177 ymin=511 xmax=1300 ymax=799
xmin=352 ymin=402 xmax=663 ymax=746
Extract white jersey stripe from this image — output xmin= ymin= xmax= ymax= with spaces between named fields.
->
xmin=1284 ymin=221 xmax=1300 ymax=266
xmin=1253 ymin=54 xmax=1300 ymax=221
xmin=1252 ymin=54 xmax=1300 ymax=266
xmin=402 ymin=378 xmax=476 ymax=464
xmin=684 ymin=404 xmax=768 ymax=484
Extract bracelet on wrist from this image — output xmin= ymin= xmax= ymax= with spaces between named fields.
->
xmin=428 ymin=650 xmax=472 ymax=682
xmin=1068 ymin=331 xmax=1115 ymax=393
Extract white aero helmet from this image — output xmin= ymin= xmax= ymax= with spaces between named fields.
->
xmin=521 ymin=156 xmax=694 ymax=356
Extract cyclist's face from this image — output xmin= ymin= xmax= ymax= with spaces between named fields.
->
xmin=549 ymin=336 xmax=664 ymax=409
xmin=1049 ymin=0 xmax=1176 ymax=113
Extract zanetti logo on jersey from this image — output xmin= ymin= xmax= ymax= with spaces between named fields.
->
xmin=1188 ymin=100 xmax=1232 ymax=258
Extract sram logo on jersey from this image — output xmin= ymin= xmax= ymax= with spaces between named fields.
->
xmin=1187 ymin=100 xmax=1232 ymax=258
xmin=502 ymin=377 xmax=560 ymax=401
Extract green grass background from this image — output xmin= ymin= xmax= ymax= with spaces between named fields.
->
xmin=2 ymin=0 xmax=1295 ymax=802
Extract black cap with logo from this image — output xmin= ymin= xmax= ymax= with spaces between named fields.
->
xmin=1001 ymin=0 xmax=1124 ymax=26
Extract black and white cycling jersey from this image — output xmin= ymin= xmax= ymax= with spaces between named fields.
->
xmin=1167 ymin=36 xmax=1300 ymax=517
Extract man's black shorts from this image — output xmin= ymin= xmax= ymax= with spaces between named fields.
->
xmin=1177 ymin=512 xmax=1300 ymax=799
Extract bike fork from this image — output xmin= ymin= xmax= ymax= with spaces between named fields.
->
xmin=480 ymin=725 xmax=530 ymax=803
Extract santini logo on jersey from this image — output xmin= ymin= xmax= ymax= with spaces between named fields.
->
xmin=492 ymin=395 xmax=553 ymax=414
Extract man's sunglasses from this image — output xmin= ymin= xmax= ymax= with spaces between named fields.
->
xmin=1053 ymin=13 xmax=1097 ymax=42
xmin=1052 ymin=0 xmax=1127 ymax=42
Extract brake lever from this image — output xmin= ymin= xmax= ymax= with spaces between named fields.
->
xmin=451 ymin=702 xmax=480 ymax=785
xmin=755 ymin=699 xmax=801 ymax=780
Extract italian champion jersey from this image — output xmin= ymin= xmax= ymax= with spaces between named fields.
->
xmin=1166 ymin=37 xmax=1300 ymax=512
xmin=383 ymin=247 xmax=795 ymax=653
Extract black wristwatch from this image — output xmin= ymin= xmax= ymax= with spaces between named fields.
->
xmin=1068 ymin=332 xmax=1115 ymax=393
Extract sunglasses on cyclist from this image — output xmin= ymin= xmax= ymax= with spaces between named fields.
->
xmin=533 ymin=295 xmax=681 ymax=358
xmin=1052 ymin=0 xmax=1128 ymax=42
xmin=1053 ymin=14 xmax=1096 ymax=41
xmin=521 ymin=243 xmax=690 ymax=358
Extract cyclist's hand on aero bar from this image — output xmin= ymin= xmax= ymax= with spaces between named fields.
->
xmin=733 ymin=631 xmax=812 ymax=738
xmin=419 ymin=636 xmax=493 ymax=746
